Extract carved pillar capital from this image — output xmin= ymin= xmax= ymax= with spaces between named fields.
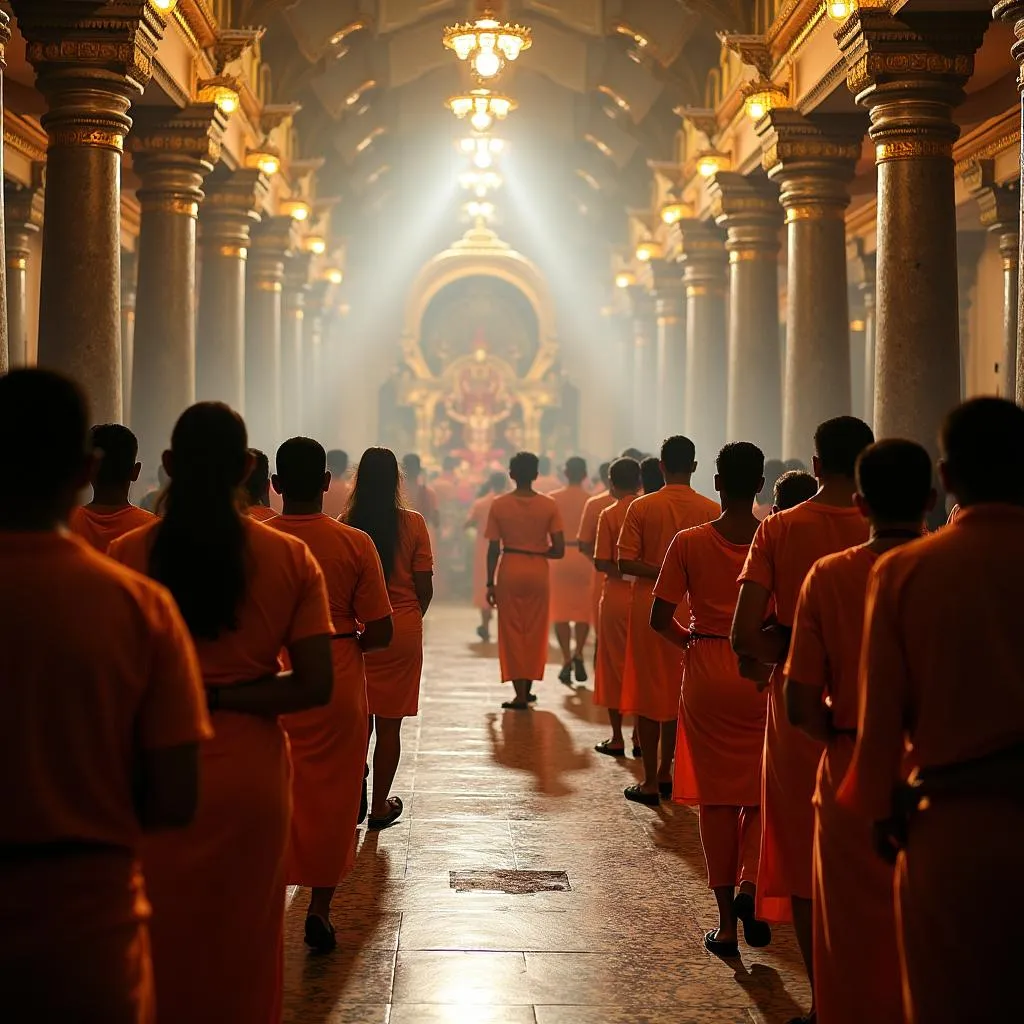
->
xmin=706 ymin=172 xmax=782 ymax=258
xmin=677 ymin=219 xmax=727 ymax=290
xmin=958 ymin=159 xmax=1020 ymax=254
xmin=649 ymin=259 xmax=685 ymax=320
xmin=249 ymin=214 xmax=295 ymax=287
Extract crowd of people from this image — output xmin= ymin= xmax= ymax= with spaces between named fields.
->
xmin=2 ymin=364 xmax=1022 ymax=1024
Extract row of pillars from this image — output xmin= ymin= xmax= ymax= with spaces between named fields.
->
xmin=619 ymin=7 xmax=1023 ymax=465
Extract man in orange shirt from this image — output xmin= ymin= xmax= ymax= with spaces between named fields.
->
xmin=69 ymin=423 xmax=153 ymax=553
xmin=618 ymin=435 xmax=719 ymax=805
xmin=535 ymin=454 xmax=561 ymax=494
xmin=785 ymin=440 xmax=933 ymax=1024
xmin=243 ymin=448 xmax=277 ymax=521
xmin=578 ymin=462 xmax=616 ymax=644
xmin=731 ymin=415 xmax=873 ymax=1024
xmin=0 ymin=369 xmax=210 ymax=1023
xmin=839 ymin=398 xmax=1024 ymax=1024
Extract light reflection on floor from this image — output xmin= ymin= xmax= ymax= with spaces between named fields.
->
xmin=282 ymin=604 xmax=810 ymax=1023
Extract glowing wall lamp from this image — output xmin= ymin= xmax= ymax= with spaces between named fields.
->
xmin=635 ymin=240 xmax=663 ymax=263
xmin=245 ymin=148 xmax=281 ymax=177
xmin=742 ymin=80 xmax=788 ymax=123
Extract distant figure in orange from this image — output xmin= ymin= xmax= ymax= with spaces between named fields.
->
xmin=346 ymin=447 xmax=434 ymax=831
xmin=0 ymin=370 xmax=210 ymax=1024
xmin=549 ymin=456 xmax=595 ymax=685
xmin=465 ymin=470 xmax=508 ymax=642
xmin=772 ymin=469 xmax=818 ymax=513
xmin=577 ymin=461 xmax=616 ymax=641
xmin=269 ymin=437 xmax=394 ymax=952
xmin=534 ymin=454 xmax=561 ymax=494
xmin=485 ymin=451 xmax=565 ymax=709
xmin=110 ymin=403 xmax=334 ymax=1024
xmin=651 ymin=442 xmax=771 ymax=959
xmin=402 ymin=452 xmax=439 ymax=531
xmin=243 ymin=448 xmax=277 ymax=522
xmin=322 ymin=449 xmax=350 ymax=519
xmin=69 ymin=422 xmax=153 ymax=553
xmin=754 ymin=459 xmax=785 ymax=520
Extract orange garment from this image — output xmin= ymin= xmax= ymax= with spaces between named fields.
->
xmin=579 ymin=490 xmax=617 ymax=625
xmin=363 ymin=509 xmax=433 ymax=718
xmin=485 ymin=492 xmax=564 ymax=682
xmin=322 ymin=477 xmax=350 ymax=520
xmin=69 ymin=503 xmax=154 ymax=554
xmin=838 ymin=505 xmax=1024 ymax=1024
xmin=618 ymin=484 xmax=720 ymax=722
xmin=268 ymin=514 xmax=392 ymax=886
xmin=0 ymin=531 xmax=209 ymax=1023
xmin=110 ymin=518 xmax=332 ymax=1024
xmin=467 ymin=493 xmax=497 ymax=611
xmin=247 ymin=504 xmax=278 ymax=522
xmin=535 ymin=474 xmax=561 ymax=494
xmin=548 ymin=485 xmax=595 ymax=624
xmin=593 ymin=496 xmax=636 ymax=709
xmin=405 ymin=480 xmax=438 ymax=524
xmin=785 ymin=545 xmax=901 ymax=1024
xmin=739 ymin=500 xmax=868 ymax=922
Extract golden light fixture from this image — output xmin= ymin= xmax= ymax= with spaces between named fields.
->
xmin=635 ymin=240 xmax=663 ymax=263
xmin=443 ymin=6 xmax=532 ymax=81
xmin=281 ymin=199 xmax=311 ymax=222
xmin=459 ymin=169 xmax=503 ymax=196
xmin=826 ymin=0 xmax=856 ymax=20
xmin=459 ymin=136 xmax=506 ymax=170
xmin=447 ymin=89 xmax=516 ymax=132
xmin=323 ymin=268 xmax=343 ymax=285
xmin=355 ymin=127 xmax=385 ymax=154
xmin=695 ymin=148 xmax=729 ymax=179
xmin=850 ymin=319 xmax=866 ymax=332
xmin=575 ymin=168 xmax=601 ymax=190
xmin=245 ymin=148 xmax=281 ymax=177
xmin=597 ymin=85 xmax=631 ymax=114
xmin=197 ymin=76 xmax=240 ymax=116
xmin=303 ymin=235 xmax=327 ymax=256
xmin=660 ymin=201 xmax=692 ymax=226
xmin=742 ymin=80 xmax=788 ymax=122
xmin=583 ymin=133 xmax=613 ymax=158
xmin=149 ymin=0 xmax=179 ymax=13
xmin=464 ymin=200 xmax=496 ymax=220
xmin=615 ymin=270 xmax=637 ymax=289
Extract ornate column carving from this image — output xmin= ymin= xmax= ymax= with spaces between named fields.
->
xmin=196 ymin=168 xmax=268 ymax=411
xmin=959 ymin=160 xmax=1019 ymax=400
xmin=628 ymin=287 xmax=657 ymax=451
xmin=12 ymin=0 xmax=168 ymax=421
xmin=758 ymin=111 xmax=864 ymax=461
xmin=128 ymin=105 xmax=226 ymax=466
xmin=707 ymin=172 xmax=783 ymax=455
xmin=4 ymin=166 xmax=45 ymax=369
xmin=281 ymin=252 xmax=311 ymax=439
xmin=120 ymin=250 xmax=137 ymax=422
xmin=246 ymin=215 xmax=294 ymax=451
xmin=678 ymin=219 xmax=728 ymax=472
xmin=651 ymin=260 xmax=686 ymax=439
xmin=836 ymin=8 xmax=988 ymax=454
xmin=847 ymin=238 xmax=877 ymax=423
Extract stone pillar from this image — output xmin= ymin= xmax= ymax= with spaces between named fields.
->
xmin=120 ymin=251 xmax=137 ymax=422
xmin=4 ymin=168 xmax=44 ymax=369
xmin=955 ymin=232 xmax=987 ymax=398
xmin=303 ymin=281 xmax=328 ymax=438
xmin=13 ymin=1 xmax=167 ymax=421
xmin=246 ymin=215 xmax=294 ymax=451
xmin=678 ymin=219 xmax=728 ymax=471
xmin=128 ymin=105 xmax=225 ymax=466
xmin=0 ymin=13 xmax=13 ymax=371
xmin=836 ymin=8 xmax=988 ymax=453
xmin=848 ymin=238 xmax=876 ymax=424
xmin=628 ymin=288 xmax=657 ymax=451
xmin=196 ymin=169 xmax=268 ymax=412
xmin=281 ymin=252 xmax=310 ymax=440
xmin=758 ymin=111 xmax=864 ymax=462
xmin=651 ymin=261 xmax=686 ymax=439
xmin=707 ymin=172 xmax=783 ymax=455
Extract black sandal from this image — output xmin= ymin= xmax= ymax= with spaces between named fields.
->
xmin=558 ymin=663 xmax=574 ymax=686
xmin=527 ymin=692 xmax=537 ymax=703
xmin=368 ymin=796 xmax=403 ymax=830
xmin=594 ymin=739 xmax=625 ymax=757
xmin=734 ymin=891 xmax=773 ymax=947
xmin=501 ymin=700 xmax=531 ymax=710
xmin=573 ymin=656 xmax=588 ymax=682
xmin=623 ymin=784 xmax=659 ymax=806
xmin=658 ymin=781 xmax=673 ymax=798
xmin=704 ymin=929 xmax=739 ymax=959
xmin=631 ymin=741 xmax=642 ymax=758
xmin=358 ymin=764 xmax=369 ymax=825
xmin=304 ymin=914 xmax=337 ymax=952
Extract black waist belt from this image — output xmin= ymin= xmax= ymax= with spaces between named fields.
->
xmin=831 ymin=727 xmax=858 ymax=739
xmin=687 ymin=631 xmax=729 ymax=643
xmin=502 ymin=548 xmax=546 ymax=557
xmin=332 ymin=631 xmax=358 ymax=640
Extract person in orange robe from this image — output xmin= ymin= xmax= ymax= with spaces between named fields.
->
xmin=485 ymin=451 xmax=565 ymax=708
xmin=69 ymin=422 xmax=154 ymax=553
xmin=640 ymin=455 xmax=666 ymax=494
xmin=754 ymin=458 xmax=785 ymax=520
xmin=0 ymin=371 xmax=210 ymax=1024
xmin=837 ymin=398 xmax=1024 ymax=1024
xmin=578 ymin=462 xmax=616 ymax=641
xmin=322 ymin=448 xmax=351 ymax=519
xmin=591 ymin=456 xmax=641 ymax=756
xmin=731 ymin=415 xmax=874 ymax=1024
xmin=243 ymin=448 xmax=278 ymax=522
xmin=618 ymin=435 xmax=719 ymax=805
xmin=651 ymin=442 xmax=771 ymax=958
xmin=401 ymin=452 xmax=439 ymax=530
xmin=784 ymin=439 xmax=933 ymax=1024
xmin=345 ymin=447 xmax=434 ymax=830
xmin=771 ymin=469 xmax=818 ymax=513
xmin=549 ymin=456 xmax=596 ymax=684
xmin=535 ymin=454 xmax=561 ymax=494
xmin=465 ymin=471 xmax=508 ymax=642
xmin=110 ymin=402 xmax=334 ymax=1024
xmin=268 ymin=437 xmax=394 ymax=951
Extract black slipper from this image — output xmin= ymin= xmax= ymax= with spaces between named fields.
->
xmin=368 ymin=796 xmax=403 ymax=830
xmin=786 ymin=1017 xmax=816 ymax=1024
xmin=304 ymin=914 xmax=337 ymax=952
xmin=358 ymin=764 xmax=369 ymax=825
xmin=501 ymin=700 xmax=531 ymax=710
xmin=594 ymin=739 xmax=626 ymax=757
xmin=704 ymin=929 xmax=739 ymax=958
xmin=658 ymin=781 xmax=673 ymax=798
xmin=527 ymin=692 xmax=537 ymax=703
xmin=573 ymin=656 xmax=588 ymax=682
xmin=476 ymin=626 xmax=490 ymax=642
xmin=734 ymin=891 xmax=773 ymax=948
xmin=631 ymin=742 xmax=642 ymax=758
xmin=558 ymin=663 xmax=574 ymax=686
xmin=623 ymin=784 xmax=659 ymax=806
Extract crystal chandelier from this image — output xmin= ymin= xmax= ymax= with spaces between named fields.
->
xmin=443 ymin=5 xmax=532 ymax=81
xmin=447 ymin=89 xmax=516 ymax=132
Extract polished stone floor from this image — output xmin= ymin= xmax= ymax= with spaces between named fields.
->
xmin=282 ymin=604 xmax=811 ymax=1024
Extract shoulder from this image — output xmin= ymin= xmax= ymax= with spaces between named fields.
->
xmin=400 ymin=508 xmax=429 ymax=531
xmin=107 ymin=517 xmax=161 ymax=563
xmin=246 ymin=516 xmax=317 ymax=566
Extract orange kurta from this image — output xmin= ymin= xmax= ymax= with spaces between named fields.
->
xmin=548 ymin=485 xmax=595 ymax=624
xmin=593 ymin=496 xmax=636 ymax=709
xmin=110 ymin=518 xmax=332 ymax=1024
xmin=467 ymin=493 xmax=497 ymax=611
xmin=69 ymin=504 xmax=154 ymax=554
xmin=363 ymin=509 xmax=433 ymax=718
xmin=269 ymin=514 xmax=392 ymax=886
xmin=739 ymin=501 xmax=868 ymax=922
xmin=535 ymin=474 xmax=561 ymax=494
xmin=0 ymin=531 xmax=210 ymax=1024
xmin=485 ymin=492 xmax=564 ymax=682
xmin=785 ymin=545 xmax=901 ymax=1024
xmin=247 ymin=504 xmax=278 ymax=523
xmin=617 ymin=484 xmax=720 ymax=722
xmin=839 ymin=505 xmax=1024 ymax=1024
xmin=579 ymin=489 xmax=616 ymax=625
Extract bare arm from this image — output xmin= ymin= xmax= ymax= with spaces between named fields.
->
xmin=731 ymin=581 xmax=787 ymax=665
xmin=618 ymin=558 xmax=659 ymax=580
xmin=134 ymin=743 xmax=200 ymax=830
xmin=547 ymin=531 xmax=565 ymax=560
xmin=650 ymin=596 xmax=691 ymax=651
xmin=211 ymin=634 xmax=333 ymax=717
xmin=359 ymin=615 xmax=393 ymax=652
xmin=785 ymin=678 xmax=832 ymax=742
xmin=486 ymin=540 xmax=500 ymax=607
xmin=413 ymin=570 xmax=434 ymax=617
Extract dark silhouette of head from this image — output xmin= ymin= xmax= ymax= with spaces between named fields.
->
xmin=940 ymin=397 xmax=1024 ymax=507
xmin=609 ymin=456 xmax=641 ymax=494
xmin=760 ymin=458 xmax=785 ymax=501
xmin=813 ymin=417 xmax=875 ymax=480
xmin=274 ymin=437 xmax=328 ymax=505
xmin=401 ymin=452 xmax=422 ymax=480
xmin=660 ymin=435 xmax=697 ymax=479
xmin=715 ymin=442 xmax=765 ymax=502
xmin=641 ymin=456 xmax=665 ymax=494
xmin=510 ymin=451 xmax=540 ymax=487
xmin=538 ymin=455 xmax=552 ymax=476
xmin=620 ymin=447 xmax=645 ymax=461
xmin=487 ymin=470 xmax=508 ymax=495
xmin=326 ymin=449 xmax=349 ymax=477
xmin=244 ymin=449 xmax=271 ymax=507
xmin=598 ymin=461 xmax=611 ymax=487
xmin=773 ymin=470 xmax=818 ymax=511
xmin=564 ymin=456 xmax=588 ymax=485
xmin=855 ymin=439 xmax=934 ymax=524
xmin=91 ymin=423 xmax=141 ymax=494
xmin=346 ymin=446 xmax=405 ymax=579
xmin=442 ymin=455 xmax=459 ymax=473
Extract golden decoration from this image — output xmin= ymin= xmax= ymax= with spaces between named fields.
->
xmin=686 ymin=285 xmax=709 ymax=297
xmin=847 ymin=52 xmax=973 ymax=95
xmin=875 ymin=139 xmax=953 ymax=162
xmin=218 ymin=245 xmax=247 ymax=259
xmin=1003 ymin=256 xmax=1019 ymax=272
xmin=729 ymin=249 xmax=772 ymax=263
xmin=255 ymin=280 xmax=282 ymax=292
xmin=48 ymin=127 xmax=124 ymax=152
xmin=6 ymin=256 xmax=27 ymax=271
xmin=785 ymin=205 xmax=844 ymax=222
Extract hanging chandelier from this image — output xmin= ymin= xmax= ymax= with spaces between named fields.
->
xmin=459 ymin=136 xmax=506 ymax=170
xmin=459 ymin=169 xmax=503 ymax=197
xmin=447 ymin=89 xmax=517 ymax=132
xmin=443 ymin=5 xmax=532 ymax=81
